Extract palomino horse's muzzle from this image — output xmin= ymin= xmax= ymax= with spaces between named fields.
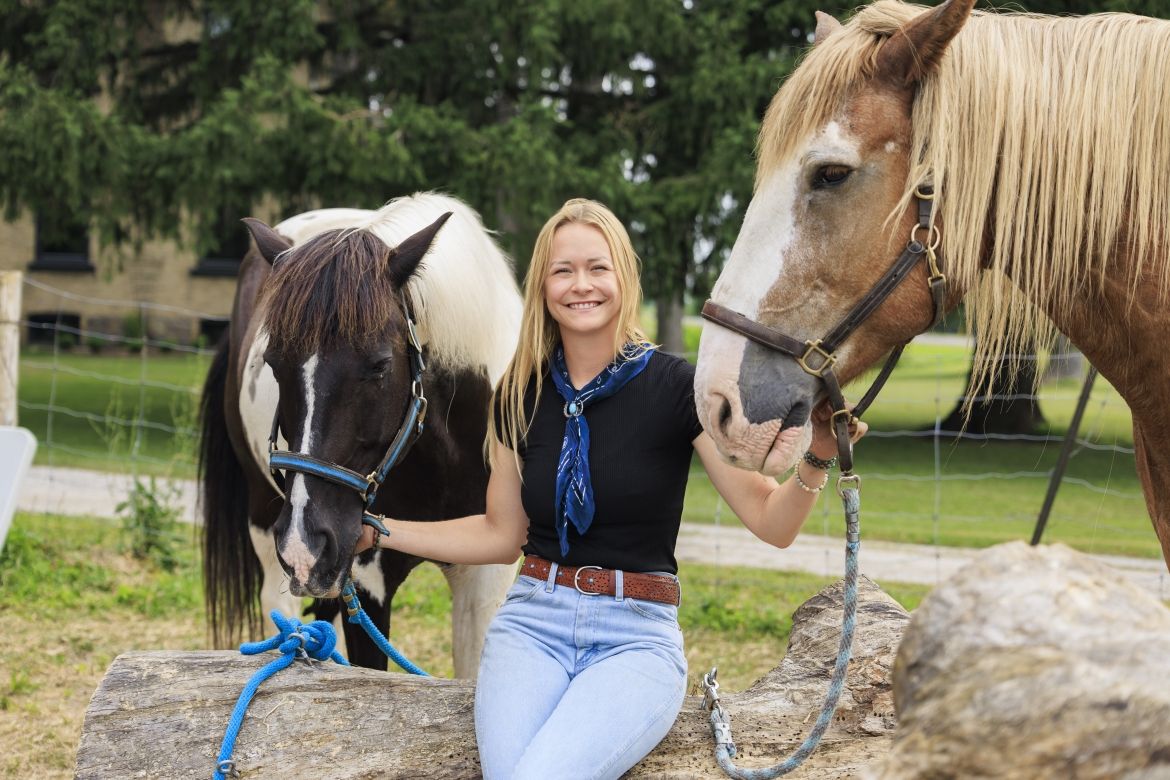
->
xmin=701 ymin=186 xmax=946 ymax=479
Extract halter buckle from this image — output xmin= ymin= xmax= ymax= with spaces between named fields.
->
xmin=831 ymin=408 xmax=855 ymax=427
xmin=797 ymin=340 xmax=836 ymax=378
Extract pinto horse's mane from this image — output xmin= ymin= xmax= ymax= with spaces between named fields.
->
xmin=259 ymin=193 xmax=520 ymax=382
xmin=759 ymin=1 xmax=1170 ymax=388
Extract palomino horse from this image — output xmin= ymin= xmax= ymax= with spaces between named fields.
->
xmin=200 ymin=193 xmax=522 ymax=671
xmin=695 ymin=0 xmax=1170 ymax=567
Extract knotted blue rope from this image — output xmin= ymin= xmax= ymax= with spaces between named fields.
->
xmin=549 ymin=343 xmax=654 ymax=555
xmin=341 ymin=578 xmax=429 ymax=676
xmin=213 ymin=611 xmax=348 ymax=780
xmin=706 ymin=486 xmax=860 ymax=779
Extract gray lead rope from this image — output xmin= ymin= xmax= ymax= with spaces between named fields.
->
xmin=703 ymin=487 xmax=860 ymax=778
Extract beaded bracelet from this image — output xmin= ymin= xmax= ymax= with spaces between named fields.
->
xmin=794 ymin=467 xmax=829 ymax=494
xmin=802 ymin=450 xmax=838 ymax=471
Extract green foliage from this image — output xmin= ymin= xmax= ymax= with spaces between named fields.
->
xmin=121 ymin=312 xmax=143 ymax=352
xmin=116 ymin=478 xmax=182 ymax=570
xmin=0 ymin=513 xmax=201 ymax=617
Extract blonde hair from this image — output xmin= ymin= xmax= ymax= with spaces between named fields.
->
xmin=758 ymin=1 xmax=1170 ymax=394
xmin=488 ymin=198 xmax=652 ymax=468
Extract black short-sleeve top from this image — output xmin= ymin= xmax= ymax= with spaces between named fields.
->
xmin=504 ymin=351 xmax=704 ymax=574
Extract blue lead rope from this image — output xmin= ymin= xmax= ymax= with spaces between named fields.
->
xmin=213 ymin=581 xmax=429 ymax=778
xmin=704 ymin=486 xmax=861 ymax=779
xmin=213 ymin=612 xmax=348 ymax=780
xmin=341 ymin=577 xmax=430 ymax=676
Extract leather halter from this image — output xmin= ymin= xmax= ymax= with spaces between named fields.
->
xmin=267 ymin=293 xmax=428 ymax=537
xmin=701 ymin=186 xmax=946 ymax=477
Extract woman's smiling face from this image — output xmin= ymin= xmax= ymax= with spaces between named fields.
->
xmin=544 ymin=222 xmax=623 ymax=339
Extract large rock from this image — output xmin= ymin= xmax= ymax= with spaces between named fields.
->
xmin=76 ymin=577 xmax=910 ymax=779
xmin=871 ymin=542 xmax=1170 ymax=780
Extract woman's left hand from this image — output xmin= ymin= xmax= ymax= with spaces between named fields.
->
xmin=808 ymin=401 xmax=868 ymax=460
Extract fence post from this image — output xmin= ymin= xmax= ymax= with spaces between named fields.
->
xmin=1031 ymin=365 xmax=1098 ymax=546
xmin=0 ymin=270 xmax=21 ymax=427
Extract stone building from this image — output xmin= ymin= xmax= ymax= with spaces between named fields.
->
xmin=0 ymin=209 xmax=244 ymax=349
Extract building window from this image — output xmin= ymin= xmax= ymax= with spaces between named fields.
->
xmin=191 ymin=203 xmax=251 ymax=277
xmin=27 ymin=312 xmax=82 ymax=346
xmin=198 ymin=317 xmax=230 ymax=348
xmin=29 ymin=213 xmax=95 ymax=272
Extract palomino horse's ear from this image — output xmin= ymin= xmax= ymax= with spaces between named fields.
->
xmin=814 ymin=11 xmax=843 ymax=45
xmin=241 ymin=218 xmax=293 ymax=266
xmin=874 ymin=0 xmax=975 ymax=88
xmin=388 ymin=212 xmax=454 ymax=288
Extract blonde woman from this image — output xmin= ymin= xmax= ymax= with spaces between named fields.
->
xmin=354 ymin=198 xmax=865 ymax=778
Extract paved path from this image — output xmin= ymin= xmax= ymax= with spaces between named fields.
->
xmin=14 ymin=465 xmax=1169 ymax=601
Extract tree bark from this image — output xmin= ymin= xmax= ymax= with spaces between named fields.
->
xmin=76 ymin=578 xmax=908 ymax=779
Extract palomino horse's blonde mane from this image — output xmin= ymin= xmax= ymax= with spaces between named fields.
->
xmin=759 ymin=1 xmax=1170 ymax=391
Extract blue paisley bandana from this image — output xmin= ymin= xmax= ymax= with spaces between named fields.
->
xmin=549 ymin=343 xmax=655 ymax=556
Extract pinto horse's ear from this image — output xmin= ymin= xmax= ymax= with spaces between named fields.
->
xmin=875 ymin=0 xmax=975 ymax=88
xmin=814 ymin=11 xmax=842 ymax=45
xmin=241 ymin=218 xmax=293 ymax=266
xmin=388 ymin=212 xmax=454 ymax=288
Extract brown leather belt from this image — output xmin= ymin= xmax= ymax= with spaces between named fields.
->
xmin=520 ymin=555 xmax=681 ymax=606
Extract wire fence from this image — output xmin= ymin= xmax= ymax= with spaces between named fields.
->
xmin=7 ymin=278 xmax=1164 ymax=587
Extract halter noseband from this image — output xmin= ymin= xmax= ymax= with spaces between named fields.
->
xmin=267 ymin=293 xmax=428 ymax=537
xmin=701 ymin=185 xmax=945 ymax=479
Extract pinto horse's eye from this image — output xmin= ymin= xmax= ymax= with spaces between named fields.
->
xmin=366 ymin=358 xmax=392 ymax=379
xmin=812 ymin=165 xmax=853 ymax=189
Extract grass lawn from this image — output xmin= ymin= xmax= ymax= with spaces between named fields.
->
xmin=0 ymin=512 xmax=928 ymax=778
xmin=17 ymin=347 xmax=211 ymax=477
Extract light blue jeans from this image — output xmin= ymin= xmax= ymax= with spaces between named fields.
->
xmin=474 ymin=565 xmax=688 ymax=780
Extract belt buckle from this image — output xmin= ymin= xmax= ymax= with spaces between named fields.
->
xmin=572 ymin=565 xmax=604 ymax=596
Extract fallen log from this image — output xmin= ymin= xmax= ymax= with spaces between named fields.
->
xmin=76 ymin=576 xmax=909 ymax=779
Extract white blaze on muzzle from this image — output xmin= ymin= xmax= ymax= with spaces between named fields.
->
xmin=279 ymin=353 xmax=320 ymax=583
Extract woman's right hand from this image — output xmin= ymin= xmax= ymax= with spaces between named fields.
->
xmin=353 ymin=523 xmax=382 ymax=554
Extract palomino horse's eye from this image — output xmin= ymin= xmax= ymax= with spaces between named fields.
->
xmin=812 ymin=165 xmax=852 ymax=188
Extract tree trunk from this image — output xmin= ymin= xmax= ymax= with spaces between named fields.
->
xmin=76 ymin=578 xmax=908 ymax=779
xmin=655 ymin=293 xmax=685 ymax=356
xmin=938 ymin=340 xmax=1047 ymax=435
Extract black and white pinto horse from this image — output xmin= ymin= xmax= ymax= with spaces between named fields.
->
xmin=200 ymin=193 xmax=521 ymax=673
